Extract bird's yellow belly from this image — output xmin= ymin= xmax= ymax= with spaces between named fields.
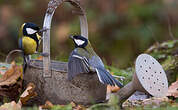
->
xmin=22 ymin=37 xmax=37 ymax=55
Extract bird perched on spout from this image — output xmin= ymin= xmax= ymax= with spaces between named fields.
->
xmin=68 ymin=35 xmax=123 ymax=87
xmin=18 ymin=22 xmax=47 ymax=73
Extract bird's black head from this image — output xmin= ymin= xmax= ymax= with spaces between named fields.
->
xmin=70 ymin=35 xmax=88 ymax=48
xmin=22 ymin=22 xmax=40 ymax=37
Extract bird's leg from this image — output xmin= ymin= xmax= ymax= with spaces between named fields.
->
xmin=25 ymin=55 xmax=31 ymax=65
xmin=23 ymin=56 xmax=27 ymax=67
xmin=40 ymin=52 xmax=49 ymax=57
xmin=23 ymin=55 xmax=30 ymax=74
xmin=23 ymin=57 xmax=26 ymax=74
xmin=28 ymin=55 xmax=32 ymax=61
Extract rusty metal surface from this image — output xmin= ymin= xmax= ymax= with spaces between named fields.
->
xmin=135 ymin=54 xmax=168 ymax=97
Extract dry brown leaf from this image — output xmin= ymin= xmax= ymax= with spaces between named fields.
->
xmin=107 ymin=85 xmax=120 ymax=93
xmin=106 ymin=85 xmax=120 ymax=100
xmin=18 ymin=83 xmax=37 ymax=105
xmin=39 ymin=101 xmax=86 ymax=110
xmin=74 ymin=105 xmax=86 ymax=110
xmin=0 ymin=63 xmax=23 ymax=100
xmin=70 ymin=101 xmax=76 ymax=108
xmin=0 ymin=101 xmax=21 ymax=110
xmin=70 ymin=101 xmax=86 ymax=110
xmin=0 ymin=62 xmax=22 ymax=85
xmin=45 ymin=100 xmax=54 ymax=107
xmin=167 ymin=80 xmax=178 ymax=98
xmin=39 ymin=100 xmax=54 ymax=109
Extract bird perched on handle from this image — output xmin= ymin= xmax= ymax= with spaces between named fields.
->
xmin=18 ymin=22 xmax=47 ymax=73
xmin=68 ymin=35 xmax=123 ymax=87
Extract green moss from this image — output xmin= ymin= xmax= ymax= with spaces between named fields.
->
xmin=147 ymin=40 xmax=178 ymax=83
xmin=51 ymin=104 xmax=72 ymax=110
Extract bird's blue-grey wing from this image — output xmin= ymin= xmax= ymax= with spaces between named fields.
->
xmin=96 ymin=67 xmax=123 ymax=87
xmin=89 ymin=56 xmax=123 ymax=87
xmin=18 ymin=38 xmax=23 ymax=50
xmin=68 ymin=50 xmax=90 ymax=80
xmin=89 ymin=56 xmax=104 ymax=67
xmin=95 ymin=67 xmax=115 ymax=86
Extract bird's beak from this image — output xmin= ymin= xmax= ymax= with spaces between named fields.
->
xmin=69 ymin=35 xmax=74 ymax=39
xmin=39 ymin=28 xmax=49 ymax=33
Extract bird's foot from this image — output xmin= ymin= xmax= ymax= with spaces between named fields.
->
xmin=40 ymin=52 xmax=49 ymax=57
xmin=34 ymin=52 xmax=49 ymax=57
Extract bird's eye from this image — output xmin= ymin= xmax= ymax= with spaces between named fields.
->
xmin=26 ymin=28 xmax=37 ymax=35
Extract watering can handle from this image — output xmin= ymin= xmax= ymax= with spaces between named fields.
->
xmin=42 ymin=0 xmax=88 ymax=77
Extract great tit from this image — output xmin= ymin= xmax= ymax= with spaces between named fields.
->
xmin=68 ymin=35 xmax=123 ymax=87
xmin=18 ymin=22 xmax=45 ymax=72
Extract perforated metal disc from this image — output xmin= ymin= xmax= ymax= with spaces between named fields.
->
xmin=135 ymin=54 xmax=168 ymax=97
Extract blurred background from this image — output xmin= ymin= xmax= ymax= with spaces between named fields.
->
xmin=0 ymin=0 xmax=177 ymax=69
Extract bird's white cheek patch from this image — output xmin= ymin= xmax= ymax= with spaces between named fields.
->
xmin=74 ymin=39 xmax=85 ymax=46
xmin=26 ymin=28 xmax=37 ymax=35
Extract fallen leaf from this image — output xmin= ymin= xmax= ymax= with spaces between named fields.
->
xmin=167 ymin=80 xmax=178 ymax=98
xmin=0 ymin=101 xmax=21 ymax=110
xmin=74 ymin=104 xmax=86 ymax=110
xmin=106 ymin=85 xmax=120 ymax=100
xmin=39 ymin=101 xmax=54 ymax=109
xmin=45 ymin=100 xmax=54 ymax=107
xmin=69 ymin=101 xmax=86 ymax=110
xmin=0 ymin=62 xmax=22 ymax=84
xmin=70 ymin=101 xmax=76 ymax=108
xmin=0 ymin=62 xmax=23 ymax=100
xmin=107 ymin=85 xmax=120 ymax=93
xmin=18 ymin=83 xmax=37 ymax=105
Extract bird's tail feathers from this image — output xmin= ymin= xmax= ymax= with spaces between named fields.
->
xmin=96 ymin=67 xmax=123 ymax=88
